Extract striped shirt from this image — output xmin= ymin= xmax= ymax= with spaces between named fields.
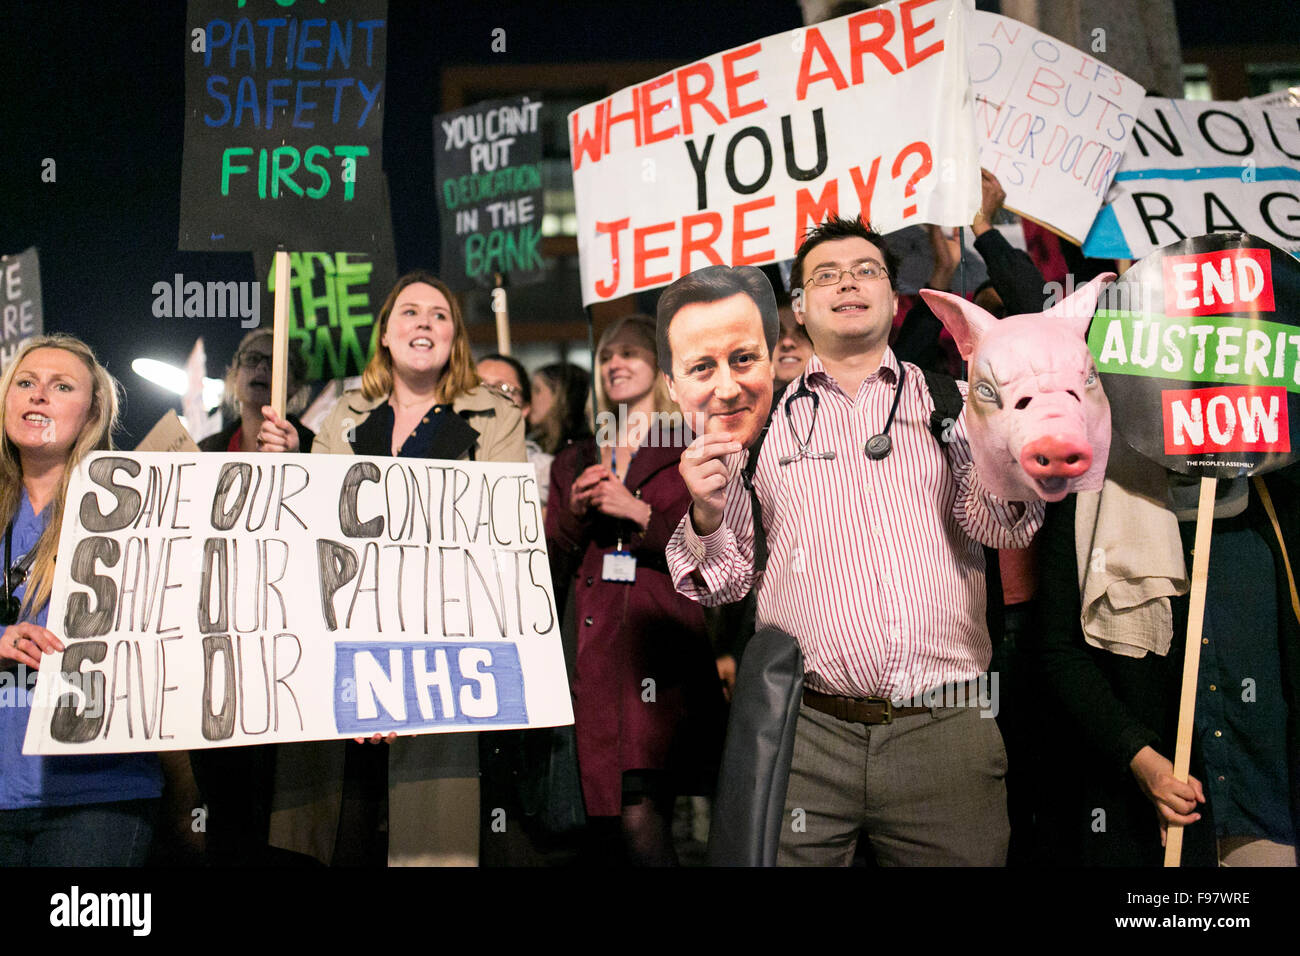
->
xmin=666 ymin=350 xmax=1044 ymax=700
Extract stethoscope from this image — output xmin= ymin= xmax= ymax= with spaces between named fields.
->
xmin=1 ymin=520 xmax=36 ymax=626
xmin=779 ymin=364 xmax=906 ymax=466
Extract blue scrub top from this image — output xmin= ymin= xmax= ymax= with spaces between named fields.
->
xmin=0 ymin=490 xmax=162 ymax=809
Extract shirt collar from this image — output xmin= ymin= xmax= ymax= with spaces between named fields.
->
xmin=803 ymin=349 xmax=900 ymax=392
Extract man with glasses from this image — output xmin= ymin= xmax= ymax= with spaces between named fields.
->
xmin=666 ymin=216 xmax=1045 ymax=866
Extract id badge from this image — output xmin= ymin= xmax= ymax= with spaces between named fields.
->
xmin=601 ymin=551 xmax=637 ymax=583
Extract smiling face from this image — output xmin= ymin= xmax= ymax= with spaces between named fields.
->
xmin=4 ymin=347 xmax=95 ymax=461
xmin=794 ymin=237 xmax=898 ymax=355
xmin=381 ymin=282 xmax=455 ymax=383
xmin=665 ymin=292 xmax=774 ymax=447
xmin=598 ymin=330 xmax=657 ymax=408
xmin=773 ymin=306 xmax=813 ymax=387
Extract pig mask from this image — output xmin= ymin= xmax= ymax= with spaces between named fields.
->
xmin=919 ymin=273 xmax=1116 ymax=503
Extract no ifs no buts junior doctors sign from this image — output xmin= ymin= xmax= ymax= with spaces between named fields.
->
xmin=1089 ymin=233 xmax=1300 ymax=478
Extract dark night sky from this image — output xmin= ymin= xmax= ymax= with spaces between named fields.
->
xmin=0 ymin=0 xmax=1284 ymax=442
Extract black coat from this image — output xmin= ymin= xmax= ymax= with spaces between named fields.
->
xmin=1028 ymin=468 xmax=1300 ymax=866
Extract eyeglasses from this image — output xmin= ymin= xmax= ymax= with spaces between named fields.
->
xmin=238 ymin=352 xmax=273 ymax=370
xmin=483 ymin=380 xmax=524 ymax=407
xmin=803 ymin=261 xmax=889 ymax=287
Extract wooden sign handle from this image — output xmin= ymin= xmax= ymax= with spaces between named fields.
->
xmin=493 ymin=273 xmax=510 ymax=356
xmin=1163 ymin=475 xmax=1217 ymax=866
xmin=271 ymin=249 xmax=290 ymax=418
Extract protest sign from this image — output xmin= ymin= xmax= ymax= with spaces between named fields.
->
xmin=1083 ymin=98 xmax=1300 ymax=261
xmin=1 ymin=246 xmax=43 ymax=368
xmin=23 ymin=452 xmax=571 ymax=755
xmin=254 ymin=237 xmax=396 ymax=382
xmin=568 ymin=0 xmax=980 ymax=305
xmin=1087 ymin=231 xmax=1300 ymax=866
xmin=178 ymin=0 xmax=389 ymax=253
xmin=1089 ymin=232 xmax=1300 ymax=478
xmin=435 ymin=96 xmax=546 ymax=292
xmin=136 ymin=411 xmax=201 ymax=453
xmin=967 ymin=11 xmax=1144 ymax=244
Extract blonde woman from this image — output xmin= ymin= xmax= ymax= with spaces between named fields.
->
xmin=0 ymin=335 xmax=162 ymax=865
xmin=259 ymin=271 xmax=525 ymax=866
xmin=545 ymin=315 xmax=724 ymax=865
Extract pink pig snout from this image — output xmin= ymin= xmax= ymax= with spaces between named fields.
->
xmin=1020 ymin=436 xmax=1092 ymax=490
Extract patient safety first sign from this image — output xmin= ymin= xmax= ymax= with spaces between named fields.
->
xmin=1089 ymin=232 xmax=1300 ymax=478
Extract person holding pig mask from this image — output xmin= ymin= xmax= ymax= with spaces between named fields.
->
xmin=666 ymin=217 xmax=1045 ymax=866
xmin=546 ymin=315 xmax=724 ymax=866
xmin=0 ymin=335 xmax=162 ymax=866
xmin=258 ymin=270 xmax=525 ymax=867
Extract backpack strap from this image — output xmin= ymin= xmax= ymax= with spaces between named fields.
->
xmin=743 ymin=382 xmax=788 ymax=580
xmin=921 ymin=367 xmax=963 ymax=445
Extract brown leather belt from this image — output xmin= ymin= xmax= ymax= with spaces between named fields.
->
xmin=802 ymin=688 xmax=930 ymax=725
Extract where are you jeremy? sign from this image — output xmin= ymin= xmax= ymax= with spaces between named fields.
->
xmin=569 ymin=0 xmax=981 ymax=304
xmin=1090 ymin=233 xmax=1300 ymax=478
xmin=23 ymin=453 xmax=573 ymax=756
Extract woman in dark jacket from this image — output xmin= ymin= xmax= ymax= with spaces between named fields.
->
xmin=546 ymin=316 xmax=724 ymax=866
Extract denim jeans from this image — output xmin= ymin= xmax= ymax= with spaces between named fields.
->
xmin=0 ymin=798 xmax=159 ymax=866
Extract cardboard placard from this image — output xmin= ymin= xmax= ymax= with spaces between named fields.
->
xmin=24 ymin=452 xmax=572 ymax=755
xmin=178 ymin=0 xmax=389 ymax=253
xmin=1089 ymin=232 xmax=1300 ymax=477
xmin=1 ymin=246 xmax=43 ymax=369
xmin=435 ymin=95 xmax=546 ymax=291
xmin=967 ymin=11 xmax=1145 ymax=244
xmin=1083 ymin=98 xmax=1300 ymax=262
xmin=568 ymin=0 xmax=981 ymax=305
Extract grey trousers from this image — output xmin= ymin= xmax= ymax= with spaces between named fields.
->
xmin=777 ymin=702 xmax=1009 ymax=866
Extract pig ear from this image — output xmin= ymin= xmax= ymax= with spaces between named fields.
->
xmin=1040 ymin=272 xmax=1117 ymax=337
xmin=919 ymin=289 xmax=995 ymax=361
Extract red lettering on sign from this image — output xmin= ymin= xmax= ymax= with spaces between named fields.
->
xmin=641 ymin=74 xmax=680 ymax=144
xmin=732 ymin=196 xmax=777 ymax=265
xmin=796 ymin=28 xmax=849 ymax=100
xmin=847 ymin=9 xmax=902 ymax=80
xmin=680 ymin=212 xmax=725 ymax=275
xmin=794 ymin=180 xmax=840 ymax=253
xmin=1161 ymin=384 xmax=1290 ymax=454
xmin=594 ymin=218 xmax=631 ymax=299
xmin=722 ymin=43 xmax=764 ymax=119
xmin=1162 ymin=248 xmax=1275 ymax=317
xmin=634 ymin=222 xmax=675 ymax=287
xmin=900 ymin=0 xmax=944 ymax=68
xmin=676 ymin=63 xmax=728 ymax=136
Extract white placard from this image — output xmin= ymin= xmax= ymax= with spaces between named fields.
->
xmin=568 ymin=0 xmax=980 ymax=305
xmin=1083 ymin=97 xmax=1300 ymax=261
xmin=23 ymin=452 xmax=572 ymax=755
xmin=968 ymin=11 xmax=1145 ymax=244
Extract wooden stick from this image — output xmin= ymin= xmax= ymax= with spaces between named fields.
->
xmin=492 ymin=273 xmax=511 ymax=356
xmin=1163 ymin=475 xmax=1217 ymax=866
xmin=271 ymin=249 xmax=290 ymax=418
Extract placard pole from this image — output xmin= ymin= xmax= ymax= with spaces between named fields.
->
xmin=493 ymin=272 xmax=511 ymax=356
xmin=1163 ymin=475 xmax=1217 ymax=866
xmin=271 ymin=249 xmax=290 ymax=418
